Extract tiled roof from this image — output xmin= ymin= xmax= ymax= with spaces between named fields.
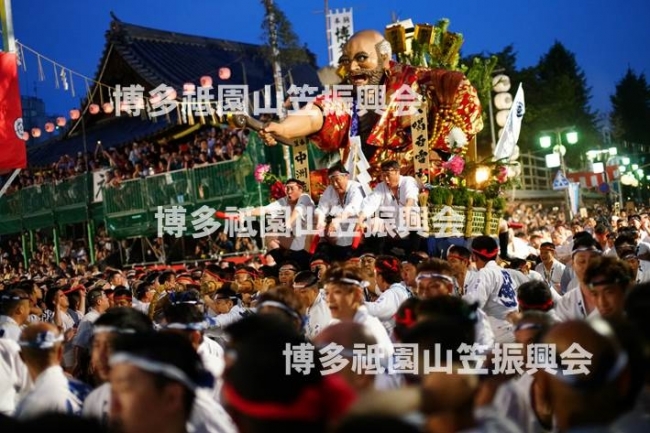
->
xmin=107 ymin=18 xmax=320 ymax=91
xmin=28 ymin=16 xmax=321 ymax=165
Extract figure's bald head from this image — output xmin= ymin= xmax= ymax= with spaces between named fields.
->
xmin=349 ymin=29 xmax=385 ymax=45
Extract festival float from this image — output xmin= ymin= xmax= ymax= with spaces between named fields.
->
xmin=254 ymin=18 xmax=520 ymax=239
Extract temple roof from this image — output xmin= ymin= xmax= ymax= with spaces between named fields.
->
xmin=28 ymin=15 xmax=320 ymax=165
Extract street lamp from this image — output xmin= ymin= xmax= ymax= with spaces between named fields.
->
xmin=540 ymin=126 xmax=578 ymax=221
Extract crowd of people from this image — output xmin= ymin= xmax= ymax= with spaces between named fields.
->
xmin=1 ymin=174 xmax=649 ymax=432
xmin=2 ymin=126 xmax=249 ymax=193
xmin=1 ymin=26 xmax=649 ymax=433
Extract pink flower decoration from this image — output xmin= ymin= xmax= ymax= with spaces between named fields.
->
xmin=497 ymin=166 xmax=508 ymax=183
xmin=254 ymin=164 xmax=271 ymax=183
xmin=442 ymin=156 xmax=465 ymax=176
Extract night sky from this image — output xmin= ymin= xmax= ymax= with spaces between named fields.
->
xmin=9 ymin=0 xmax=650 ymax=120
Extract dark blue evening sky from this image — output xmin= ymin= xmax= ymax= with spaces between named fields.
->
xmin=9 ymin=0 xmax=650 ymax=122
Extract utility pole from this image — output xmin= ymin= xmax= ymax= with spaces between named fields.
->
xmin=262 ymin=0 xmax=292 ymax=178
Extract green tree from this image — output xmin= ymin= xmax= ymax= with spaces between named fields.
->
xmin=517 ymin=41 xmax=601 ymax=169
xmin=610 ymin=68 xmax=650 ymax=146
xmin=260 ymin=0 xmax=315 ymax=68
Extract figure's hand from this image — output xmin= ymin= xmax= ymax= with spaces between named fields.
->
xmin=259 ymin=122 xmax=285 ymax=146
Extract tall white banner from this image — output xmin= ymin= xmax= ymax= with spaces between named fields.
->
xmin=327 ymin=9 xmax=354 ymax=66
xmin=494 ymin=83 xmax=525 ymax=160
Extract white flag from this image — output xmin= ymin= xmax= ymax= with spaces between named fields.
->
xmin=494 ymin=83 xmax=525 ymax=160
xmin=345 ymin=136 xmax=372 ymax=194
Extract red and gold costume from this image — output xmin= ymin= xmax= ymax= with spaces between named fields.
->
xmin=308 ymin=61 xmax=483 ymax=177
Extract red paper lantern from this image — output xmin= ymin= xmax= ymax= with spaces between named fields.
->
xmin=56 ymin=117 xmax=67 ymax=127
xmin=102 ymin=102 xmax=114 ymax=114
xmin=31 ymin=128 xmax=42 ymax=138
xmin=218 ymin=67 xmax=231 ymax=80
xmin=89 ymin=104 xmax=100 ymax=114
xmin=200 ymin=75 xmax=213 ymax=87
xmin=44 ymin=122 xmax=55 ymax=133
xmin=69 ymin=109 xmax=81 ymax=120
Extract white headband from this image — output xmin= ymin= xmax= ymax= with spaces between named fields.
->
xmin=328 ymin=277 xmax=369 ymax=288
xmin=164 ymin=322 xmax=208 ymax=332
xmin=109 ymin=352 xmax=197 ymax=391
xmin=19 ymin=330 xmax=64 ymax=350
xmin=93 ymin=326 xmax=137 ymax=336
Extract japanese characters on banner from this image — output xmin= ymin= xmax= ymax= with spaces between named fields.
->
xmin=92 ymin=168 xmax=110 ymax=202
xmin=411 ymin=104 xmax=429 ymax=184
xmin=327 ymin=9 xmax=354 ymax=67
xmin=411 ymin=102 xmax=429 ymax=235
xmin=293 ymin=138 xmax=310 ymax=193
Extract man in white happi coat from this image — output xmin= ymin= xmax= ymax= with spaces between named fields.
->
xmin=292 ymin=270 xmax=331 ymax=340
xmin=534 ymin=242 xmax=565 ymax=295
xmin=314 ymin=163 xmax=365 ymax=261
xmin=555 ymin=236 xmax=603 ymax=321
xmin=0 ymin=289 xmax=32 ymax=342
xmin=247 ymin=177 xmax=315 ymax=269
xmin=14 ymin=323 xmax=90 ymax=420
xmin=356 ymin=160 xmax=422 ymax=256
xmin=463 ymin=235 xmax=519 ymax=343
xmin=364 ymin=255 xmax=412 ymax=337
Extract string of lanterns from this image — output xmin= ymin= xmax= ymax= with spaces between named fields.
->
xmin=17 ymin=37 xmax=291 ymax=141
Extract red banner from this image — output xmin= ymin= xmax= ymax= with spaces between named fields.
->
xmin=0 ymin=52 xmax=26 ymax=169
xmin=566 ymin=165 xmax=619 ymax=189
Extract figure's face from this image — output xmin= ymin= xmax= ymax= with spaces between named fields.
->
xmin=339 ymin=36 xmax=385 ymax=87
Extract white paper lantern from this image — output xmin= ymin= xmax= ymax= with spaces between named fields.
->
xmin=493 ymin=92 xmax=513 ymax=110
xmin=496 ymin=110 xmax=509 ymax=128
xmin=492 ymin=74 xmax=511 ymax=93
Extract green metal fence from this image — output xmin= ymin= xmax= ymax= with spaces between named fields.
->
xmin=0 ymin=145 xmax=273 ymax=237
